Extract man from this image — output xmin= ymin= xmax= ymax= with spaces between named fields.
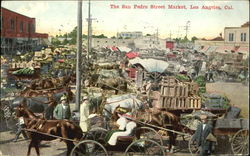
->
xmin=53 ymin=96 xmax=71 ymax=120
xmin=192 ymin=115 xmax=213 ymax=156
xmin=80 ymin=96 xmax=90 ymax=132
xmin=13 ymin=116 xmax=28 ymax=142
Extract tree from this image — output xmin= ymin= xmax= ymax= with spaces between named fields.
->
xmin=93 ymin=34 xmax=108 ymax=38
xmin=146 ymin=34 xmax=151 ymax=36
xmin=51 ymin=37 xmax=61 ymax=46
xmin=191 ymin=36 xmax=198 ymax=43
xmin=111 ymin=36 xmax=116 ymax=39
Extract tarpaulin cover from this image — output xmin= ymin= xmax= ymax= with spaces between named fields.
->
xmin=117 ymin=46 xmax=131 ymax=52
xmin=103 ymin=94 xmax=143 ymax=118
xmin=215 ymin=46 xmax=235 ymax=53
xmin=126 ymin=52 xmax=139 ymax=59
xmin=111 ymin=46 xmax=119 ymax=51
xmin=129 ymin=57 xmax=169 ymax=73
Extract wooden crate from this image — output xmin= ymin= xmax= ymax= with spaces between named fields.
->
xmin=187 ymin=96 xmax=201 ymax=109
xmin=160 ymin=85 xmax=176 ymax=97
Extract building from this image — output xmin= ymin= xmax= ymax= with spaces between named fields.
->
xmin=117 ymin=31 xmax=143 ymax=39
xmin=224 ymin=22 xmax=249 ymax=47
xmin=1 ymin=7 xmax=49 ymax=55
xmin=195 ymin=22 xmax=249 ymax=58
xmin=92 ymin=38 xmax=134 ymax=49
xmin=134 ymin=35 xmax=166 ymax=50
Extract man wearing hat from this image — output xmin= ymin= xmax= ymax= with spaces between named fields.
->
xmin=80 ymin=96 xmax=90 ymax=132
xmin=53 ymin=95 xmax=71 ymax=120
xmin=192 ymin=114 xmax=214 ymax=156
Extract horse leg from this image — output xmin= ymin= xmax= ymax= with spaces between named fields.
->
xmin=34 ymin=141 xmax=41 ymax=156
xmin=169 ymin=132 xmax=177 ymax=153
xmin=27 ymin=140 xmax=35 ymax=156
xmin=66 ymin=141 xmax=74 ymax=156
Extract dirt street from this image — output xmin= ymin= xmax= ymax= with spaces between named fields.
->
xmin=206 ymin=82 xmax=249 ymax=118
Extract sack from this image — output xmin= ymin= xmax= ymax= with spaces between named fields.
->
xmin=206 ymin=133 xmax=217 ymax=142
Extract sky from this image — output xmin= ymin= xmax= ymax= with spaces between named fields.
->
xmin=2 ymin=0 xmax=249 ymax=39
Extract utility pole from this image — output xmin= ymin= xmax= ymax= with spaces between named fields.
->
xmin=184 ymin=21 xmax=190 ymax=48
xmin=87 ymin=0 xmax=96 ymax=61
xmin=184 ymin=21 xmax=190 ymax=39
xmin=169 ymin=31 xmax=172 ymax=40
xmin=87 ymin=0 xmax=91 ymax=61
xmin=76 ymin=0 xmax=82 ymax=111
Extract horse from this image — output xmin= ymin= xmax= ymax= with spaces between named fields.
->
xmin=15 ymin=103 xmax=83 ymax=156
xmin=111 ymin=106 xmax=194 ymax=152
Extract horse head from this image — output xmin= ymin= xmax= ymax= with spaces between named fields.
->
xmin=15 ymin=99 xmax=38 ymax=119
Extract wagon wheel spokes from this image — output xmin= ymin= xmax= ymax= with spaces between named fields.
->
xmin=231 ymin=129 xmax=249 ymax=155
xmin=70 ymin=140 xmax=108 ymax=156
xmin=188 ymin=135 xmax=200 ymax=156
xmin=136 ymin=127 xmax=164 ymax=146
xmin=125 ymin=138 xmax=165 ymax=156
xmin=89 ymin=127 xmax=108 ymax=144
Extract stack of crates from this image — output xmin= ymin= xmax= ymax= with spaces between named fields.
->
xmin=159 ymin=76 xmax=201 ymax=110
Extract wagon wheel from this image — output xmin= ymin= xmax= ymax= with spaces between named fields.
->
xmin=70 ymin=140 xmax=108 ymax=156
xmin=188 ymin=135 xmax=200 ymax=156
xmin=125 ymin=138 xmax=165 ymax=156
xmin=135 ymin=126 xmax=164 ymax=146
xmin=231 ymin=129 xmax=249 ymax=155
xmin=89 ymin=127 xmax=108 ymax=144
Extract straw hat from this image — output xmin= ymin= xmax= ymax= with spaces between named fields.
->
xmin=82 ymin=96 xmax=88 ymax=101
xmin=60 ymin=96 xmax=67 ymax=102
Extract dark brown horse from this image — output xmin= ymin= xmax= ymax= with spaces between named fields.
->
xmin=15 ymin=103 xmax=83 ymax=156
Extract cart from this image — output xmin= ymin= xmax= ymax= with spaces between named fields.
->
xmin=189 ymin=118 xmax=249 ymax=155
xmin=70 ymin=126 xmax=165 ymax=156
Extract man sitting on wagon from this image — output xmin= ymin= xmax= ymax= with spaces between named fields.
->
xmin=105 ymin=112 xmax=137 ymax=146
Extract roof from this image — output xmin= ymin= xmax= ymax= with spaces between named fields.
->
xmin=200 ymin=45 xmax=210 ymax=53
xmin=236 ymin=46 xmax=249 ymax=54
xmin=129 ymin=57 xmax=169 ymax=73
xmin=210 ymin=37 xmax=224 ymax=41
xmin=126 ymin=52 xmax=139 ymax=59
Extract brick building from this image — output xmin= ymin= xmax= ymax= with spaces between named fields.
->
xmin=0 ymin=7 xmax=49 ymax=55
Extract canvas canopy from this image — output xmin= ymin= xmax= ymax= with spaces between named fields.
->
xmin=129 ymin=58 xmax=169 ymax=73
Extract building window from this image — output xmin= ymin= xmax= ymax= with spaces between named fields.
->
xmin=32 ymin=24 xmax=35 ymax=33
xmin=229 ymin=33 xmax=234 ymax=41
xmin=97 ymin=41 xmax=100 ymax=43
xmin=20 ymin=22 xmax=23 ymax=32
xmin=105 ymin=41 xmax=108 ymax=43
xmin=10 ymin=19 xmax=15 ymax=30
xmin=241 ymin=33 xmax=247 ymax=42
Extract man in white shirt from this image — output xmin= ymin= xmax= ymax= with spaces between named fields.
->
xmin=14 ymin=117 xmax=28 ymax=142
xmin=80 ymin=96 xmax=89 ymax=132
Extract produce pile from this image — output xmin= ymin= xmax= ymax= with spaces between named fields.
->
xmin=201 ymin=93 xmax=230 ymax=109
xmin=12 ymin=67 xmax=35 ymax=75
xmin=175 ymin=74 xmax=190 ymax=82
xmin=194 ymin=76 xmax=206 ymax=95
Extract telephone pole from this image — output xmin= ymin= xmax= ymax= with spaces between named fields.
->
xmin=76 ymin=0 xmax=82 ymax=111
xmin=184 ymin=21 xmax=190 ymax=39
xmin=87 ymin=0 xmax=96 ymax=61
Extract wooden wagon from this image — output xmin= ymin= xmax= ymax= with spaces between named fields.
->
xmin=189 ymin=118 xmax=249 ymax=155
